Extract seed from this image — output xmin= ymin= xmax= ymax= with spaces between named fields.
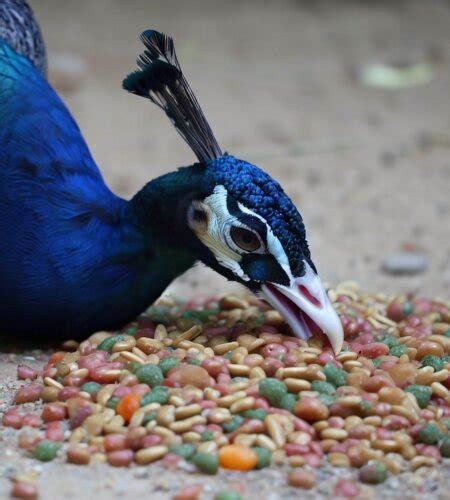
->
xmin=135 ymin=445 xmax=168 ymax=464
xmin=320 ymin=428 xmax=348 ymax=441
xmin=410 ymin=455 xmax=437 ymax=470
xmin=213 ymin=342 xmax=239 ymax=355
xmin=265 ymin=414 xmax=286 ymax=448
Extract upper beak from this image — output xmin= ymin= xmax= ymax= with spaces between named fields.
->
xmin=261 ymin=262 xmax=343 ymax=355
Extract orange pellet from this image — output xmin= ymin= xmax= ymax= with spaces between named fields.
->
xmin=48 ymin=351 xmax=66 ymax=365
xmin=218 ymin=444 xmax=258 ymax=471
xmin=116 ymin=393 xmax=141 ymax=423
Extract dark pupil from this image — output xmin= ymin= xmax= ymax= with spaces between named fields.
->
xmin=231 ymin=226 xmax=260 ymax=252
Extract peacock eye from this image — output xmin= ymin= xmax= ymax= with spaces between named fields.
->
xmin=230 ymin=226 xmax=261 ymax=252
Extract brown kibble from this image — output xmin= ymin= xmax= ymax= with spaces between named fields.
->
xmin=166 ymin=365 xmax=211 ymax=389
xmin=378 ymin=387 xmax=405 ymax=405
xmin=287 ymin=469 xmax=316 ymax=489
xmin=293 ymin=398 xmax=329 ymax=422
xmin=67 ymin=445 xmax=91 ymax=465
xmin=388 ymin=363 xmax=417 ymax=387
xmin=416 ymin=341 xmax=444 ymax=360
xmin=10 ymin=481 xmax=38 ymax=499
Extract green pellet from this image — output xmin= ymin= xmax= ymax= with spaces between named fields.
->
xmin=222 ymin=415 xmax=244 ymax=433
xmin=80 ymin=381 xmax=101 ymax=395
xmin=389 ymin=345 xmax=408 ymax=357
xmin=159 ymin=357 xmax=180 ymax=376
xmin=141 ymin=411 xmax=157 ymax=425
xmin=311 ymin=380 xmax=335 ymax=395
xmin=420 ymin=355 xmax=444 ymax=372
xmin=405 ymin=384 xmax=432 ymax=409
xmin=402 ymin=302 xmax=413 ymax=316
xmin=259 ymin=378 xmax=288 ymax=407
xmin=97 ymin=335 xmax=126 ymax=352
xmin=323 ymin=363 xmax=347 ymax=388
xmin=441 ymin=418 xmax=450 ymax=430
xmin=135 ymin=364 xmax=163 ymax=387
xmin=252 ymin=446 xmax=271 ymax=469
xmin=187 ymin=358 xmax=202 ymax=366
xmin=279 ymin=393 xmax=296 ymax=412
xmin=33 ymin=440 xmax=61 ymax=462
xmin=418 ymin=423 xmax=441 ymax=445
xmin=359 ymin=400 xmax=373 ymax=413
xmin=126 ymin=361 xmax=141 ymax=374
xmin=444 ymin=330 xmax=450 ymax=338
xmin=242 ymin=409 xmax=267 ymax=421
xmin=106 ymin=396 xmax=120 ymax=410
xmin=140 ymin=387 xmax=169 ymax=406
xmin=380 ymin=335 xmax=399 ymax=348
xmin=191 ymin=452 xmax=218 ymax=474
xmin=201 ymin=431 xmax=215 ymax=442
xmin=169 ymin=443 xmax=196 ymax=460
xmin=439 ymin=437 xmax=450 ymax=458
xmin=215 ymin=492 xmax=243 ymax=500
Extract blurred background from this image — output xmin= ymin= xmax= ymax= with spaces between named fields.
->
xmin=34 ymin=0 xmax=450 ymax=298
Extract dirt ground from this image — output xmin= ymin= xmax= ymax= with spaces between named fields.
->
xmin=1 ymin=0 xmax=450 ymax=498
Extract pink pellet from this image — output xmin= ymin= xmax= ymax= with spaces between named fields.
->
xmin=104 ymin=434 xmax=127 ymax=452
xmin=173 ymin=484 xmax=203 ymax=500
xmin=113 ymin=386 xmax=132 ymax=398
xmin=22 ymin=414 xmax=42 ymax=428
xmin=17 ymin=364 xmax=38 ymax=380
xmin=360 ymin=342 xmax=389 ymax=359
xmin=45 ymin=421 xmax=64 ymax=441
xmin=58 ymin=386 xmax=80 ymax=401
xmin=334 ymin=479 xmax=360 ymax=498
xmin=141 ymin=434 xmax=162 ymax=448
xmin=107 ymin=449 xmax=134 ymax=467
xmin=261 ymin=343 xmax=287 ymax=358
xmin=2 ymin=409 xmax=23 ymax=429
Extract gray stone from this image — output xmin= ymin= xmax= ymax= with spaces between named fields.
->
xmin=382 ymin=252 xmax=428 ymax=275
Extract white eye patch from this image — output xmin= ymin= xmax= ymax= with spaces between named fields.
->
xmin=187 ymin=185 xmax=294 ymax=283
xmin=188 ymin=185 xmax=250 ymax=281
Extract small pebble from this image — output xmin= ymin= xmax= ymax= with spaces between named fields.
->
xmin=381 ymin=252 xmax=428 ymax=275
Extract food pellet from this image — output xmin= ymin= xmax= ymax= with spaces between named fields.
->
xmin=5 ymin=286 xmax=450 ymax=488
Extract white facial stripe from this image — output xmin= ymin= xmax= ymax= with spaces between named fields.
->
xmin=190 ymin=186 xmax=250 ymax=281
xmin=237 ymin=202 xmax=294 ymax=282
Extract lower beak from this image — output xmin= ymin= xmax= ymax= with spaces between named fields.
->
xmin=261 ymin=263 xmax=343 ymax=355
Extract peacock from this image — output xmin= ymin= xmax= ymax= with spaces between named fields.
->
xmin=0 ymin=0 xmax=343 ymax=353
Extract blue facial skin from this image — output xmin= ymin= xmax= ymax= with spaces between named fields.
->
xmin=204 ymin=154 xmax=312 ymax=278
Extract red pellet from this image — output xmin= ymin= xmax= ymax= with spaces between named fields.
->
xmin=42 ymin=404 xmax=66 ymax=422
xmin=141 ymin=434 xmax=162 ymax=448
xmin=107 ymin=449 xmax=134 ymax=467
xmin=10 ymin=481 xmax=38 ymax=499
xmin=173 ymin=484 xmax=203 ymax=500
xmin=45 ymin=421 xmax=64 ymax=441
xmin=3 ymin=409 xmax=22 ymax=429
xmin=334 ymin=479 xmax=360 ymax=498
xmin=14 ymin=384 xmax=42 ymax=404
xmin=22 ymin=414 xmax=42 ymax=428
xmin=104 ymin=434 xmax=127 ymax=452
xmin=287 ymin=469 xmax=316 ymax=488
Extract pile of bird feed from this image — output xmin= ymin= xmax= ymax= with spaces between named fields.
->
xmin=3 ymin=283 xmax=450 ymax=498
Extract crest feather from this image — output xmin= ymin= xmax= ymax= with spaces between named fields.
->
xmin=123 ymin=30 xmax=222 ymax=163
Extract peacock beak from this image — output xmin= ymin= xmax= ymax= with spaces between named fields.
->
xmin=261 ymin=262 xmax=343 ymax=355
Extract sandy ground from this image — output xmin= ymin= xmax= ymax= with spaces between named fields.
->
xmin=1 ymin=0 xmax=450 ymax=498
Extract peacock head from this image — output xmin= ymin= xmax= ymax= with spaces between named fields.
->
xmin=124 ymin=30 xmax=343 ymax=354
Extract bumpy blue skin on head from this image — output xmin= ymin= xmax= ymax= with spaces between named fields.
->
xmin=205 ymin=155 xmax=312 ymax=278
